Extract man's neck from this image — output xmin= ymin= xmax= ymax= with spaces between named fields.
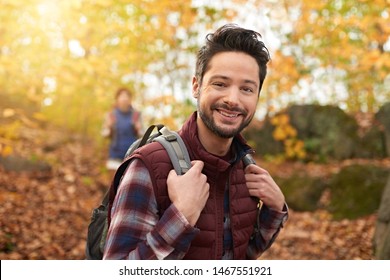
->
xmin=196 ymin=116 xmax=233 ymax=157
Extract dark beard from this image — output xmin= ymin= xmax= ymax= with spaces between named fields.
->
xmin=197 ymin=102 xmax=253 ymax=139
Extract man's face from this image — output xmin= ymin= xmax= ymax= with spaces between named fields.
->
xmin=193 ymin=51 xmax=260 ymax=139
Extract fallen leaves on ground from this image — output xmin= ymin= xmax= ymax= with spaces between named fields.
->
xmin=0 ymin=127 xmax=382 ymax=260
xmin=260 ymin=209 xmax=376 ymax=260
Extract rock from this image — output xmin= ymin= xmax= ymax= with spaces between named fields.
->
xmin=0 ymin=155 xmax=51 ymax=173
xmin=275 ymin=175 xmax=327 ymax=211
xmin=287 ymin=105 xmax=359 ymax=161
xmin=355 ymin=125 xmax=386 ymax=158
xmin=328 ymin=164 xmax=388 ymax=220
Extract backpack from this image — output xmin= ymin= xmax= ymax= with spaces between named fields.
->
xmin=85 ymin=124 xmax=191 ymax=260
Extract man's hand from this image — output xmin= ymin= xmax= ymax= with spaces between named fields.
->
xmin=245 ymin=164 xmax=285 ymax=211
xmin=167 ymin=160 xmax=209 ymax=226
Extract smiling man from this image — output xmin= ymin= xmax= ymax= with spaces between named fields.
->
xmin=103 ymin=24 xmax=288 ymax=260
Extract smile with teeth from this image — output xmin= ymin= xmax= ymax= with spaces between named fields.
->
xmin=217 ymin=109 xmax=240 ymax=118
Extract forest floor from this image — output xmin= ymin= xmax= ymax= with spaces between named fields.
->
xmin=0 ymin=124 xmax=387 ymax=260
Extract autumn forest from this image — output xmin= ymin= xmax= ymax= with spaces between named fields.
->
xmin=1 ymin=0 xmax=390 ymax=260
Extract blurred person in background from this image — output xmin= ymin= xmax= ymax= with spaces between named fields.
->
xmin=101 ymin=87 xmax=142 ymax=171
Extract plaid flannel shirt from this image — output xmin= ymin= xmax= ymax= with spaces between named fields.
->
xmin=103 ymin=158 xmax=288 ymax=260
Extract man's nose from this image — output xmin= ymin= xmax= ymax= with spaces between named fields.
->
xmin=223 ymin=86 xmax=240 ymax=105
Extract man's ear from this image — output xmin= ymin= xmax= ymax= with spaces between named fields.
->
xmin=192 ymin=76 xmax=200 ymax=98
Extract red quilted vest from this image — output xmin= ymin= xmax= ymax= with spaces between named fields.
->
xmin=132 ymin=113 xmax=259 ymax=259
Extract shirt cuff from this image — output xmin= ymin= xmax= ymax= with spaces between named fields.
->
xmin=154 ymin=203 xmax=199 ymax=251
xmin=259 ymin=203 xmax=289 ymax=229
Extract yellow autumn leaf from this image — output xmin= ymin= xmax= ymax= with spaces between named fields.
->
xmin=0 ymin=144 xmax=13 ymax=157
xmin=270 ymin=115 xmax=280 ymax=126
xmin=285 ymin=125 xmax=298 ymax=138
xmin=284 ymin=138 xmax=294 ymax=147
xmin=297 ymin=149 xmax=306 ymax=159
xmin=272 ymin=126 xmax=287 ymax=141
xmin=285 ymin=145 xmax=295 ymax=158
xmin=279 ymin=114 xmax=290 ymax=125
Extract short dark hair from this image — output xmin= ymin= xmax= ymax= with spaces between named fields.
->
xmin=115 ymin=87 xmax=132 ymax=99
xmin=195 ymin=24 xmax=270 ymax=93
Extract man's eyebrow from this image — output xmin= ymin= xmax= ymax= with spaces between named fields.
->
xmin=243 ymin=79 xmax=258 ymax=88
xmin=209 ymin=75 xmax=231 ymax=81
xmin=209 ymin=75 xmax=258 ymax=87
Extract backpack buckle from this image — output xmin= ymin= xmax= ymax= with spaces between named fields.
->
xmin=159 ymin=127 xmax=177 ymax=141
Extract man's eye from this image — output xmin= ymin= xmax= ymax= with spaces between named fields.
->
xmin=212 ymin=82 xmax=225 ymax=87
xmin=242 ymin=87 xmax=254 ymax=94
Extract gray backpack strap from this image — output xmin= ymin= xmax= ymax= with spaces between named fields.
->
xmin=153 ymin=126 xmax=191 ymax=175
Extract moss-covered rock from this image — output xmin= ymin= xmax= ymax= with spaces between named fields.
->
xmin=275 ymin=175 xmax=327 ymax=211
xmin=287 ymin=104 xmax=359 ymax=161
xmin=355 ymin=125 xmax=386 ymax=158
xmin=328 ymin=164 xmax=388 ymax=220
